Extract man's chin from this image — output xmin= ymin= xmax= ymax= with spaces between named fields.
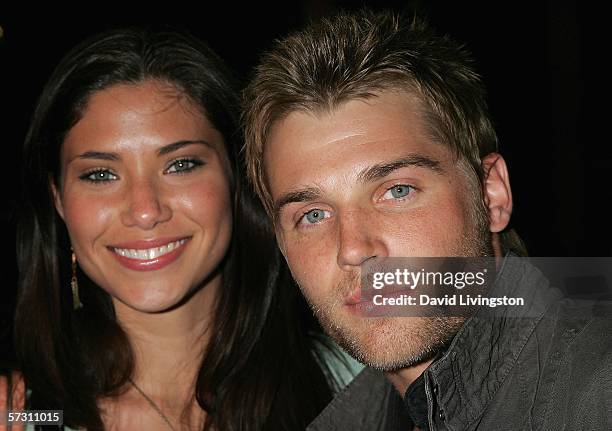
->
xmin=322 ymin=315 xmax=465 ymax=372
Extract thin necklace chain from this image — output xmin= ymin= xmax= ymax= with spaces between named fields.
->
xmin=128 ymin=378 xmax=177 ymax=431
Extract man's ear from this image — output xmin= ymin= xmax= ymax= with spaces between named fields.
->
xmin=481 ymin=153 xmax=513 ymax=233
xmin=50 ymin=178 xmax=65 ymax=221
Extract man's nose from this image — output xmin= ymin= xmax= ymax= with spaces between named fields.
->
xmin=120 ymin=179 xmax=172 ymax=230
xmin=336 ymin=209 xmax=387 ymax=269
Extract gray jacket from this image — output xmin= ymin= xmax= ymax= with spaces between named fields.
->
xmin=308 ymin=256 xmax=612 ymax=430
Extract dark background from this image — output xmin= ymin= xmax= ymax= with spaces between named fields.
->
xmin=1 ymin=1 xmax=606 ymax=363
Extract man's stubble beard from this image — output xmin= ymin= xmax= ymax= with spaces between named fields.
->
xmin=303 ymin=191 xmax=494 ymax=372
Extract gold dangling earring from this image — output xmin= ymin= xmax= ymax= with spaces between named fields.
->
xmin=71 ymin=249 xmax=83 ymax=310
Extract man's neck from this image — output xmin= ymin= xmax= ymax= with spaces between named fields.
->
xmin=384 ymin=358 xmax=434 ymax=396
xmin=384 ymin=243 xmax=507 ymax=397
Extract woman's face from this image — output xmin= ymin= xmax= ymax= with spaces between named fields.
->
xmin=53 ymin=80 xmax=233 ymax=313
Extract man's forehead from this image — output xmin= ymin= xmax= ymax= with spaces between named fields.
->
xmin=267 ymin=90 xmax=424 ymax=139
xmin=263 ymin=91 xmax=451 ymax=191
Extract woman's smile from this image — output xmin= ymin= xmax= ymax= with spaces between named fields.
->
xmin=108 ymin=236 xmax=192 ymax=271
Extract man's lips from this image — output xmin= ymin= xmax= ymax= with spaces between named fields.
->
xmin=344 ymin=287 xmax=411 ymax=316
xmin=344 ymin=290 xmax=368 ymax=306
xmin=344 ymin=289 xmax=377 ymax=316
xmin=345 ymin=288 xmax=416 ymax=307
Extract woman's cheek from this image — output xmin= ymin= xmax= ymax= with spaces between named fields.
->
xmin=62 ymin=193 xmax=116 ymax=246
xmin=181 ymin=178 xmax=232 ymax=221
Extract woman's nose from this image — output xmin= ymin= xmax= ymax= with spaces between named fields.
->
xmin=120 ymin=179 xmax=172 ymax=230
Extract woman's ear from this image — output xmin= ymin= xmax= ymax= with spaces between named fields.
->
xmin=50 ymin=178 xmax=66 ymax=221
xmin=275 ymin=229 xmax=288 ymax=261
xmin=481 ymin=153 xmax=513 ymax=233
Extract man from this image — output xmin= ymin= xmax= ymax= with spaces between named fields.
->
xmin=242 ymin=10 xmax=612 ymax=430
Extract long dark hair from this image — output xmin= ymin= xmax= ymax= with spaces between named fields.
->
xmin=16 ymin=27 xmax=337 ymax=430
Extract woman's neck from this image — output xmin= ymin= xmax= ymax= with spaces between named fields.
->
xmin=112 ymin=273 xmax=221 ymax=402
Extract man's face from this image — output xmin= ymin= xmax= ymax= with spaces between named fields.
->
xmin=264 ymin=90 xmax=492 ymax=370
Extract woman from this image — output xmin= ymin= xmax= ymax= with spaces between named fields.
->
xmin=9 ymin=27 xmax=340 ymax=430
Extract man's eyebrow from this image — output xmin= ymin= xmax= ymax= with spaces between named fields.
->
xmin=69 ymin=140 xmax=213 ymax=164
xmin=272 ymin=154 xmax=443 ymax=220
xmin=273 ymin=187 xmax=323 ymax=220
xmin=357 ymin=154 xmax=444 ymax=183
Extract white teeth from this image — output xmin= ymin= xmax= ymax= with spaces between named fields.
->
xmin=113 ymin=239 xmax=186 ymax=261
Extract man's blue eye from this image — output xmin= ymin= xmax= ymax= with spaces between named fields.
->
xmin=166 ymin=158 xmax=203 ymax=174
xmin=301 ymin=209 xmax=329 ymax=225
xmin=386 ymin=184 xmax=412 ymax=199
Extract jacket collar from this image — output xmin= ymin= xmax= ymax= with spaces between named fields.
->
xmin=424 ymin=255 xmax=562 ymax=429
xmin=307 ymin=367 xmax=411 ymax=430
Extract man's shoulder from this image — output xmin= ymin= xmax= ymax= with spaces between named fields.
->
xmin=307 ymin=367 xmax=411 ymax=431
xmin=543 ymin=296 xmax=612 ymax=369
xmin=552 ymin=295 xmax=612 ymax=342
xmin=307 ymin=367 xmax=387 ymax=426
xmin=559 ymin=297 xmax=612 ymax=378
xmin=536 ymin=297 xmax=612 ymax=428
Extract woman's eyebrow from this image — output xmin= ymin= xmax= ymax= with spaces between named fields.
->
xmin=157 ymin=140 xmax=213 ymax=156
xmin=69 ymin=140 xmax=214 ymax=164
xmin=357 ymin=153 xmax=444 ymax=183
xmin=71 ymin=151 xmax=120 ymax=163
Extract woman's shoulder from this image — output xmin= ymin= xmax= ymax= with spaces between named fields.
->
xmin=1 ymin=372 xmax=79 ymax=431
xmin=1 ymin=371 xmax=26 ymax=428
xmin=1 ymin=370 xmax=25 ymax=410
